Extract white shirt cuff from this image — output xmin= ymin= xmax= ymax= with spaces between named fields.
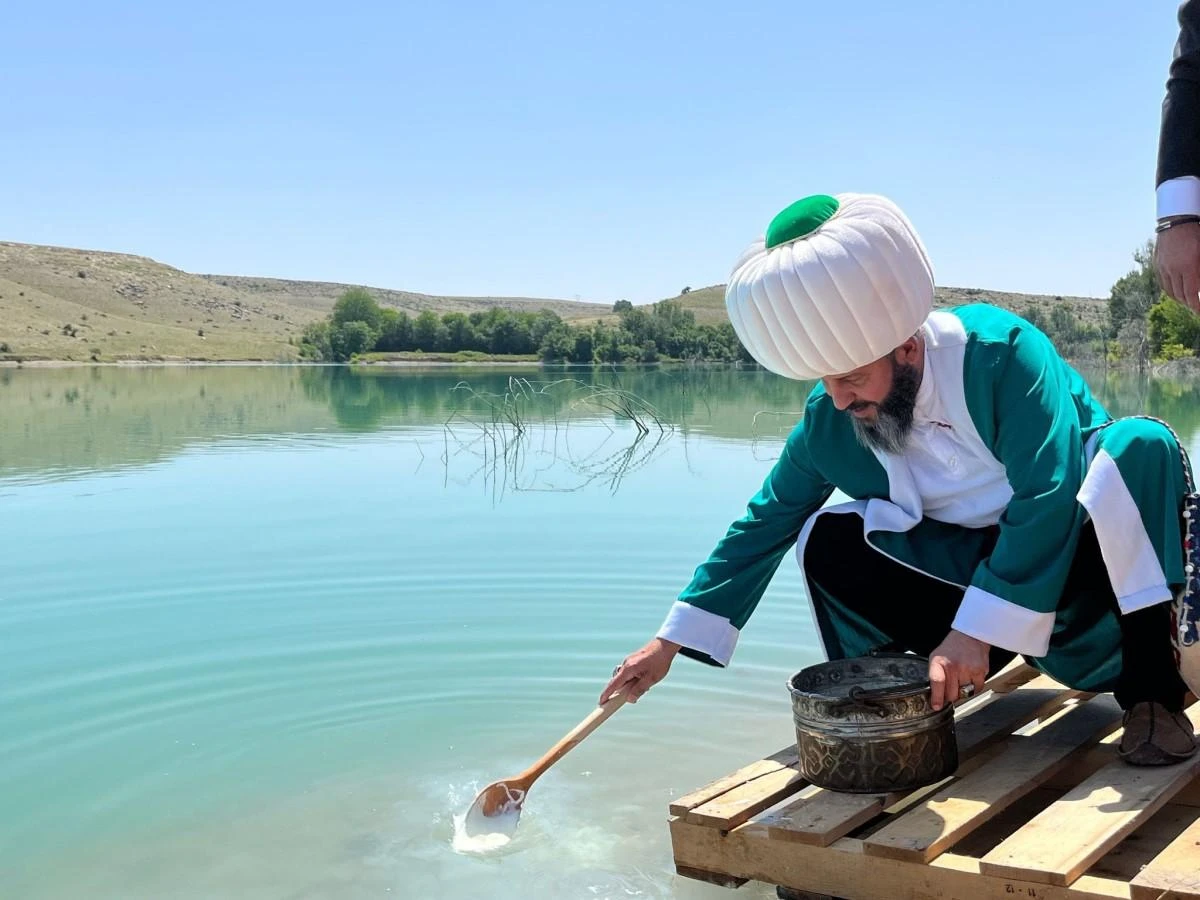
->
xmin=951 ymin=586 xmax=1054 ymax=658
xmin=656 ymin=601 xmax=739 ymax=666
xmin=1157 ymin=176 xmax=1200 ymax=219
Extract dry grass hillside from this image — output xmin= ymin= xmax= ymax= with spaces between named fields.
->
xmin=0 ymin=242 xmax=609 ymax=362
xmin=1 ymin=243 xmax=316 ymax=362
xmin=656 ymin=284 xmax=1108 ymax=328
xmin=0 ymin=239 xmax=1106 ymax=362
xmin=201 ymin=274 xmax=611 ymax=319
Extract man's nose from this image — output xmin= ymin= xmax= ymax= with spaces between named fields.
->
xmin=828 ymin=384 xmax=854 ymax=410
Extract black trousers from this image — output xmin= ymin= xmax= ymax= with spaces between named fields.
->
xmin=803 ymin=512 xmax=1187 ymax=712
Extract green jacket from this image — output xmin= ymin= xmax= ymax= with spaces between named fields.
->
xmin=656 ymin=304 xmax=1170 ymax=690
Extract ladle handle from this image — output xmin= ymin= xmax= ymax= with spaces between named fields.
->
xmin=521 ymin=692 xmax=628 ymax=782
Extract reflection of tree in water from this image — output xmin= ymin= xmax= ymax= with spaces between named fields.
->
xmin=17 ymin=362 xmax=1200 ymax=488
xmin=298 ymin=367 xmax=389 ymax=431
xmin=297 ymin=364 xmax=813 ymax=436
xmin=293 ymin=365 xmax=820 ymax=496
xmin=442 ymin=377 xmax=673 ymax=502
xmin=300 ymin=364 xmax=1200 ymax=487
xmin=1084 ymin=367 xmax=1200 ymax=457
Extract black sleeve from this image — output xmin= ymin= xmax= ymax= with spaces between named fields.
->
xmin=1158 ymin=0 xmax=1200 ymax=186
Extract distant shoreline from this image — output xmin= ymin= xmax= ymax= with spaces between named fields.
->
xmin=0 ymin=357 xmax=707 ymax=369
xmin=0 ymin=358 xmax=549 ymax=368
xmin=6 ymin=354 xmax=1196 ymax=377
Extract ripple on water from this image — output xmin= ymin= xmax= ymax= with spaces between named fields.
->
xmin=0 ymin=368 xmax=818 ymax=899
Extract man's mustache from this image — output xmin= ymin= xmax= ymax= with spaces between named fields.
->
xmin=848 ymin=401 xmax=878 ymax=413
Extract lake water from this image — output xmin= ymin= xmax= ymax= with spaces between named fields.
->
xmin=4 ymin=364 xmax=1200 ymax=900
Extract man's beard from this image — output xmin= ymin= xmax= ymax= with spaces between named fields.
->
xmin=849 ymin=361 xmax=921 ymax=454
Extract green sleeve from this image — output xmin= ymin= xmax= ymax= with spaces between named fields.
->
xmin=954 ymin=322 xmax=1092 ymax=656
xmin=659 ymin=418 xmax=834 ymax=666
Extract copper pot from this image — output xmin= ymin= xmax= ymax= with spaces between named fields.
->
xmin=787 ymin=653 xmax=958 ymax=794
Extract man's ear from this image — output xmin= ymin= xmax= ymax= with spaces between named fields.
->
xmin=894 ymin=335 xmax=921 ymax=366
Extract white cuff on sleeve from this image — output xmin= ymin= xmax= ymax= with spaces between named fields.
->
xmin=1116 ymin=583 xmax=1172 ymax=615
xmin=951 ymin=586 xmax=1055 ymax=658
xmin=656 ymin=601 xmax=739 ymax=666
xmin=1157 ymin=176 xmax=1200 ymax=219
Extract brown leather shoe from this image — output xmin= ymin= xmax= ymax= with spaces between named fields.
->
xmin=1118 ymin=702 xmax=1198 ymax=766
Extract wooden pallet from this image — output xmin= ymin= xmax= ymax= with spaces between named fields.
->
xmin=669 ymin=663 xmax=1200 ymax=900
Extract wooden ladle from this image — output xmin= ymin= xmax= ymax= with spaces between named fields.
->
xmin=465 ymin=692 xmax=628 ymax=826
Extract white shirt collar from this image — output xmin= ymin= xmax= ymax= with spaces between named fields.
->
xmin=912 ymin=327 xmax=940 ymax=425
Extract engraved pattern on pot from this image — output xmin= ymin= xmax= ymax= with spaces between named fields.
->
xmin=788 ymin=654 xmax=959 ymax=793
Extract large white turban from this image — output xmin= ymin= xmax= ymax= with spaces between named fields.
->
xmin=725 ymin=193 xmax=935 ymax=380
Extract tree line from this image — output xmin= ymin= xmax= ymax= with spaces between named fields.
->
xmin=300 ymin=238 xmax=1200 ymax=370
xmin=1027 ymin=239 xmax=1200 ymax=370
xmin=298 ymin=288 xmax=755 ymax=364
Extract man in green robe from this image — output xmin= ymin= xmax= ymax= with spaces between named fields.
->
xmin=602 ymin=193 xmax=1198 ymax=765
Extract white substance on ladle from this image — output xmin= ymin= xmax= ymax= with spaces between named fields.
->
xmin=452 ymin=784 xmax=525 ymax=854
xmin=450 ymin=693 xmax=626 ymax=855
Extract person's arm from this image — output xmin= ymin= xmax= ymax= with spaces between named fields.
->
xmin=1156 ymin=0 xmax=1200 ymax=308
xmin=927 ymin=322 xmax=1091 ymax=707
xmin=1158 ymin=0 xmax=1200 ymax=206
xmin=600 ymin=416 xmax=833 ymax=702
xmin=658 ymin=417 xmax=834 ymax=667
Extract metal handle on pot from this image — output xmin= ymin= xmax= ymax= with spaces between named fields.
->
xmin=828 ymin=685 xmax=890 ymax=719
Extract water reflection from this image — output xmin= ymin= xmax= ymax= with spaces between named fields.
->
xmin=294 ymin=365 xmax=810 ymax=435
xmin=5 ymin=364 xmax=1200 ymax=484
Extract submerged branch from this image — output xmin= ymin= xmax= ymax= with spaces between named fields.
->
xmin=441 ymin=377 xmax=674 ymax=500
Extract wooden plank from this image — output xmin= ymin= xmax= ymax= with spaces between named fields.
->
xmin=1090 ymin=802 xmax=1198 ymax=883
xmin=668 ymin=745 xmax=798 ymax=817
xmin=1049 ymin=749 xmax=1200 ymax=807
xmin=862 ymin=695 xmax=1123 ymax=863
xmin=685 ymin=764 xmax=808 ymax=830
xmin=980 ymin=704 xmax=1200 ymax=887
xmin=757 ymin=786 xmax=903 ymax=848
xmin=1129 ymin=816 xmax=1200 ymax=900
xmin=949 ymin=785 xmax=1067 ymax=859
xmin=670 ymin=816 xmax=1131 ymax=900
xmin=984 ymin=659 xmax=1041 ymax=694
xmin=756 ymin=675 xmax=1078 ymax=847
xmin=671 ymin=660 xmax=1038 ymax=825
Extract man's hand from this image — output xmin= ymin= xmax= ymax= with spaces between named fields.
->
xmin=1156 ymin=221 xmax=1200 ymax=313
xmin=600 ymin=637 xmax=681 ymax=704
xmin=928 ymin=630 xmax=991 ymax=711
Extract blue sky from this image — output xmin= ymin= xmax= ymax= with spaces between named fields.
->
xmin=0 ymin=1 xmax=1185 ymax=304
